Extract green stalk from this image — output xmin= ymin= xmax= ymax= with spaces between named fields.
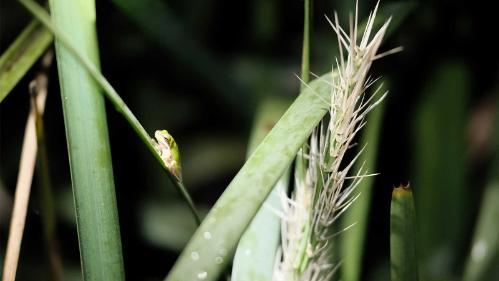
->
xmin=390 ymin=185 xmax=419 ymax=281
xmin=45 ymin=0 xmax=124 ymax=278
xmin=165 ymin=72 xmax=333 ymax=281
xmin=294 ymin=0 xmax=312 ymax=207
xmin=232 ymin=97 xmax=292 ymax=281
xmin=0 ymin=20 xmax=52 ymax=103
xmin=19 ymin=0 xmax=201 ymax=224
xmin=284 ymin=0 xmax=313 ymax=268
xmin=341 ymin=82 xmax=387 ymax=281
xmin=300 ymin=0 xmax=312 ymax=89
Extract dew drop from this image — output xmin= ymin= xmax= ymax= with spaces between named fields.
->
xmin=203 ymin=232 xmax=212 ymax=240
xmin=197 ymin=271 xmax=208 ymax=280
xmin=218 ymin=248 xmax=227 ymax=256
xmin=471 ymin=240 xmax=487 ymax=261
xmin=191 ymin=251 xmax=199 ymax=261
xmin=245 ymin=249 xmax=251 ymax=256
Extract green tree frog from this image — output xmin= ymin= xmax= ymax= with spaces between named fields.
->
xmin=154 ymin=130 xmax=182 ymax=181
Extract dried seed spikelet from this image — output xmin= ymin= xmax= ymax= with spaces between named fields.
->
xmin=274 ymin=2 xmax=398 ymax=281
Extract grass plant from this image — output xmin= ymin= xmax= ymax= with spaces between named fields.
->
xmin=0 ymin=1 xmax=496 ymax=281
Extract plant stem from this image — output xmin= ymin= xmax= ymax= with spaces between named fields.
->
xmin=300 ymin=0 xmax=312 ymax=89
xmin=294 ymin=0 xmax=312 ymax=204
xmin=18 ymin=0 xmax=201 ymax=225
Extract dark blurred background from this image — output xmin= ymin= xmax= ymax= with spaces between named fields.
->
xmin=1 ymin=0 xmax=498 ymax=280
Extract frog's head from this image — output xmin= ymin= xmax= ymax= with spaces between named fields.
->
xmin=155 ymin=130 xmax=175 ymax=148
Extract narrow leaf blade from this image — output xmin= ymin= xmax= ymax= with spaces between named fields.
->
xmin=391 ymin=185 xmax=419 ymax=281
xmin=0 ymin=20 xmax=52 ymax=102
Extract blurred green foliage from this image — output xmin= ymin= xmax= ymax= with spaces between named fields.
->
xmin=413 ymin=61 xmax=470 ymax=280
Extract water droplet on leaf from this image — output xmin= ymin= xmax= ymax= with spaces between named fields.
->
xmin=197 ymin=271 xmax=208 ymax=280
xmin=191 ymin=251 xmax=199 ymax=261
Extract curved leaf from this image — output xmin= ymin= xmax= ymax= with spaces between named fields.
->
xmin=165 ymin=73 xmax=332 ymax=281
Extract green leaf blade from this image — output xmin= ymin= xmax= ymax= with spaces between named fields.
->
xmin=165 ymin=73 xmax=332 ymax=281
xmin=0 ymin=20 xmax=52 ymax=103
xmin=47 ymin=0 xmax=124 ymax=279
xmin=391 ymin=186 xmax=419 ymax=281
xmin=232 ymin=97 xmax=292 ymax=281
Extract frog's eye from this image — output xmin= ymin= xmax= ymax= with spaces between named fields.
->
xmin=167 ymin=136 xmax=176 ymax=147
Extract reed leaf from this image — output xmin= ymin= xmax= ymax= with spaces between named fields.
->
xmin=46 ymin=0 xmax=124 ymax=278
xmin=0 ymin=20 xmax=52 ymax=103
xmin=232 ymin=97 xmax=292 ymax=281
xmin=165 ymin=72 xmax=333 ymax=281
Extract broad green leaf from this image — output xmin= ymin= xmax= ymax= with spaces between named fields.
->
xmin=47 ymin=0 xmax=124 ymax=278
xmin=232 ymin=97 xmax=292 ymax=281
xmin=165 ymin=73 xmax=333 ymax=281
